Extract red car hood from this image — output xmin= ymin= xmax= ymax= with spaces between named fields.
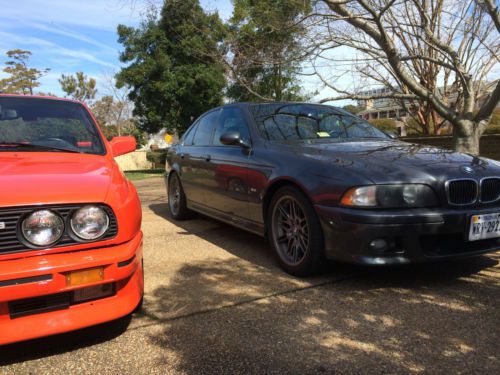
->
xmin=0 ymin=152 xmax=114 ymax=207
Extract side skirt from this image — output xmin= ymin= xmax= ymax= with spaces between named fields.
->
xmin=187 ymin=200 xmax=265 ymax=236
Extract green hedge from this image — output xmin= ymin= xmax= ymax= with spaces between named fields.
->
xmin=146 ymin=149 xmax=168 ymax=165
xmin=403 ymin=134 xmax=500 ymax=161
xmin=369 ymin=119 xmax=397 ymax=132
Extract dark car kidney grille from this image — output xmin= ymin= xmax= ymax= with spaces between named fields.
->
xmin=480 ymin=178 xmax=500 ymax=203
xmin=446 ymin=180 xmax=478 ymax=205
xmin=0 ymin=204 xmax=118 ymax=256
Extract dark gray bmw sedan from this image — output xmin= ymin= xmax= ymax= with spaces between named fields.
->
xmin=165 ymin=102 xmax=500 ymax=276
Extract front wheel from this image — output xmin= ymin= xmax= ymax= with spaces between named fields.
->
xmin=168 ymin=173 xmax=193 ymax=220
xmin=268 ymin=186 xmax=325 ymax=276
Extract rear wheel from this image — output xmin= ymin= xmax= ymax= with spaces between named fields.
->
xmin=168 ymin=173 xmax=193 ymax=220
xmin=268 ymin=186 xmax=325 ymax=276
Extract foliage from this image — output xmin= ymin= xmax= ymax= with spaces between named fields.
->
xmin=124 ymin=169 xmax=164 ymax=180
xmin=130 ymin=127 xmax=147 ymax=148
xmin=146 ymin=150 xmax=168 ymax=165
xmin=92 ymin=95 xmax=134 ymax=134
xmin=342 ymin=105 xmax=362 ymax=114
xmin=484 ymin=109 xmax=500 ymax=135
xmin=226 ymin=0 xmax=311 ymax=102
xmin=116 ymin=0 xmax=226 ymax=135
xmin=59 ymin=72 xmax=97 ymax=104
xmin=368 ymin=119 xmax=397 ymax=133
xmin=0 ymin=49 xmax=50 ymax=95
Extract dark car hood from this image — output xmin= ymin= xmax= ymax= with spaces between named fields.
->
xmin=0 ymin=152 xmax=114 ymax=207
xmin=294 ymin=139 xmax=500 ymax=184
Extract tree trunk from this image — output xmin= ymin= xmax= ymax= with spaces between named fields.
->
xmin=453 ymin=120 xmax=481 ymax=155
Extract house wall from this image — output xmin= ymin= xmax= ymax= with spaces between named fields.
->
xmin=114 ymin=150 xmax=153 ymax=171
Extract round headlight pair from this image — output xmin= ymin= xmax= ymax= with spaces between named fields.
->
xmin=340 ymin=184 xmax=438 ymax=208
xmin=21 ymin=206 xmax=109 ymax=246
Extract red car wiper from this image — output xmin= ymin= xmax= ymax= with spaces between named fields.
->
xmin=0 ymin=142 xmax=82 ymax=153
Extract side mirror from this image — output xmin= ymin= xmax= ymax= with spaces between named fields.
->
xmin=109 ymin=136 xmax=136 ymax=156
xmin=220 ymin=131 xmax=250 ymax=148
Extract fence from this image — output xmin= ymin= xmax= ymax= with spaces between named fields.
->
xmin=403 ymin=134 xmax=500 ymax=161
xmin=114 ymin=150 xmax=153 ymax=171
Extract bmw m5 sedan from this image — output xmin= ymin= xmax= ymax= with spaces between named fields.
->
xmin=165 ymin=102 xmax=500 ymax=276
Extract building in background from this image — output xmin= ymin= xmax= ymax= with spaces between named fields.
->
xmin=356 ymin=80 xmax=498 ymax=136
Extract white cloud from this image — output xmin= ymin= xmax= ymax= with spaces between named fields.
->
xmin=0 ymin=31 xmax=117 ymax=69
xmin=0 ymin=0 xmax=144 ymax=31
xmin=18 ymin=21 xmax=118 ymax=52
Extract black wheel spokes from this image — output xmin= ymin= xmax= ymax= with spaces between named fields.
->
xmin=274 ymin=197 xmax=309 ymax=265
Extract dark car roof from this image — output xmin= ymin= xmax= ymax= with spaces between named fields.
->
xmin=219 ymin=101 xmax=353 ymax=116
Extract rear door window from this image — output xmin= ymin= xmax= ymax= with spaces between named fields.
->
xmin=193 ymin=110 xmax=219 ymax=146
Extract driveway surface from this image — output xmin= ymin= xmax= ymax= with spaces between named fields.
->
xmin=1 ymin=177 xmax=499 ymax=374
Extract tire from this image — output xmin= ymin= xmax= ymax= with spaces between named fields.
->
xmin=267 ymin=186 xmax=325 ymax=276
xmin=168 ymin=172 xmax=193 ymax=220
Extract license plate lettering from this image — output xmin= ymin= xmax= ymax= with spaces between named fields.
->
xmin=469 ymin=213 xmax=500 ymax=241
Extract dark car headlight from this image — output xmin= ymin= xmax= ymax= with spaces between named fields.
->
xmin=22 ymin=209 xmax=64 ymax=246
xmin=341 ymin=184 xmax=438 ymax=208
xmin=70 ymin=205 xmax=109 ymax=240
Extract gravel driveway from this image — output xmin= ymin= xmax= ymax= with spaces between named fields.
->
xmin=1 ymin=177 xmax=499 ymax=374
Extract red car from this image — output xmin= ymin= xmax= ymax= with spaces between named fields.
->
xmin=0 ymin=95 xmax=144 ymax=345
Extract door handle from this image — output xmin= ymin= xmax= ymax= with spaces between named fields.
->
xmin=205 ymin=154 xmax=211 ymax=162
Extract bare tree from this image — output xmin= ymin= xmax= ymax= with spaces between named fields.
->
xmin=92 ymin=70 xmax=135 ymax=136
xmin=312 ymin=0 xmax=499 ymax=154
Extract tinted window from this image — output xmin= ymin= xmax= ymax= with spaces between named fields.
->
xmin=251 ymin=104 xmax=389 ymax=141
xmin=193 ymin=110 xmax=218 ymax=146
xmin=213 ymin=107 xmax=250 ymax=146
xmin=182 ymin=122 xmax=197 ymax=146
xmin=0 ymin=97 xmax=105 ymax=154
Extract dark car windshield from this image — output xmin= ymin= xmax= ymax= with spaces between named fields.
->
xmin=251 ymin=103 xmax=389 ymax=142
xmin=0 ymin=97 xmax=105 ymax=154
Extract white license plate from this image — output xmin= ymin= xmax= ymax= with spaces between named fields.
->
xmin=468 ymin=213 xmax=500 ymax=241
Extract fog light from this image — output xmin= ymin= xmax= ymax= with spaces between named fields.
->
xmin=369 ymin=239 xmax=388 ymax=251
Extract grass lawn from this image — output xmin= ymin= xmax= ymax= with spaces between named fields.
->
xmin=124 ymin=169 xmax=164 ymax=181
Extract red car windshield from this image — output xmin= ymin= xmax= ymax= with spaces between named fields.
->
xmin=0 ymin=97 xmax=105 ymax=155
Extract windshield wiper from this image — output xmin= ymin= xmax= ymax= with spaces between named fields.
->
xmin=0 ymin=142 xmax=82 ymax=153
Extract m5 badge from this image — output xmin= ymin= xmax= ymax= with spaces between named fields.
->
xmin=0 ymin=222 xmax=5 ymax=230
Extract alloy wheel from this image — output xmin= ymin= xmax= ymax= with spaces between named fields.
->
xmin=272 ymin=196 xmax=310 ymax=266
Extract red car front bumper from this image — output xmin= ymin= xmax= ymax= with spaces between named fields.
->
xmin=0 ymin=231 xmax=143 ymax=345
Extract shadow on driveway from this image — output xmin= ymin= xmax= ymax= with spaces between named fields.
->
xmin=146 ymin=202 xmax=499 ymax=374
xmin=0 ymin=315 xmax=132 ymax=366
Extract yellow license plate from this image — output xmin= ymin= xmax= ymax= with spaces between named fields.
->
xmin=66 ymin=267 xmax=104 ymax=287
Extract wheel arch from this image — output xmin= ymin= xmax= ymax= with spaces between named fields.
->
xmin=262 ymin=178 xmax=314 ymax=235
xmin=167 ymin=164 xmax=181 ymax=182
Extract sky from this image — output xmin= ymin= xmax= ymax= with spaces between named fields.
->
xmin=0 ymin=0 xmax=234 ymax=96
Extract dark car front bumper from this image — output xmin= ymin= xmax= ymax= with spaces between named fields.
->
xmin=315 ymin=205 xmax=500 ymax=265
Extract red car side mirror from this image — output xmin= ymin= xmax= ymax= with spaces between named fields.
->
xmin=109 ymin=136 xmax=136 ymax=156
